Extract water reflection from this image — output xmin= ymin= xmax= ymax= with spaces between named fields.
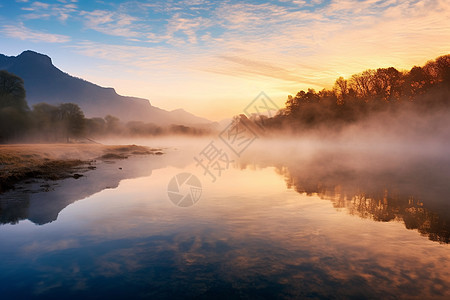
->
xmin=1 ymin=164 xmax=449 ymax=299
xmin=0 ymin=193 xmax=30 ymax=224
xmin=279 ymin=165 xmax=450 ymax=244
xmin=0 ymin=139 xmax=449 ymax=299
xmin=2 ymin=138 xmax=449 ymax=243
xmin=0 ymin=149 xmax=188 ymax=225
xmin=239 ymin=139 xmax=450 ymax=244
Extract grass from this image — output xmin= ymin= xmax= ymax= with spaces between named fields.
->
xmin=0 ymin=144 xmax=163 ymax=193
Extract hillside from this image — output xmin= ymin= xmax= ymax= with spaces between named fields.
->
xmin=0 ymin=50 xmax=211 ymax=125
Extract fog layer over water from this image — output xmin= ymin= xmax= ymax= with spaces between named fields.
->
xmin=0 ymin=107 xmax=449 ymax=298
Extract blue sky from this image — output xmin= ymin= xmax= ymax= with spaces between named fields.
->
xmin=1 ymin=0 xmax=449 ymax=119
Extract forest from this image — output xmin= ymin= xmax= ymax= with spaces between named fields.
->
xmin=260 ymin=54 xmax=450 ymax=132
xmin=0 ymin=69 xmax=209 ymax=143
xmin=1 ymin=54 xmax=449 ymax=142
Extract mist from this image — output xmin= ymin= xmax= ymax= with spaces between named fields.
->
xmin=232 ymin=107 xmax=450 ymax=243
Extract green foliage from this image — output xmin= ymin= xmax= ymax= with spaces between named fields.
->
xmin=0 ymin=70 xmax=28 ymax=111
xmin=57 ymin=103 xmax=85 ymax=141
xmin=0 ymin=70 xmax=30 ymax=141
xmin=0 ymin=70 xmax=210 ymax=141
xmin=30 ymin=103 xmax=85 ymax=142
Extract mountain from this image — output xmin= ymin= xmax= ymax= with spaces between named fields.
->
xmin=0 ymin=50 xmax=211 ymax=125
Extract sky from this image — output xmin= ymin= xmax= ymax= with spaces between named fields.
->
xmin=0 ymin=0 xmax=449 ymax=120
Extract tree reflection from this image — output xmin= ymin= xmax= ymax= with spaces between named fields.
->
xmin=278 ymin=166 xmax=450 ymax=244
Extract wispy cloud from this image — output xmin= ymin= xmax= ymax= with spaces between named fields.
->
xmin=1 ymin=23 xmax=70 ymax=43
xmin=79 ymin=10 xmax=143 ymax=38
xmin=5 ymin=0 xmax=449 ymax=118
xmin=58 ymin=0 xmax=450 ymax=90
xmin=164 ymin=13 xmax=212 ymax=45
xmin=67 ymin=41 xmax=176 ymax=69
xmin=20 ymin=0 xmax=78 ymax=22
xmin=212 ymin=55 xmax=319 ymax=85
xmin=188 ymin=0 xmax=450 ymax=86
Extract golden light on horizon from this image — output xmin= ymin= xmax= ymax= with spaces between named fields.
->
xmin=1 ymin=0 xmax=449 ymax=120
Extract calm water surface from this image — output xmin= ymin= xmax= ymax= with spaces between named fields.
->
xmin=0 ymin=139 xmax=449 ymax=299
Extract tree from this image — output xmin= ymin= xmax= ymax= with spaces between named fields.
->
xmin=434 ymin=55 xmax=450 ymax=84
xmin=333 ymin=77 xmax=348 ymax=103
xmin=31 ymin=103 xmax=59 ymax=141
xmin=372 ymin=67 xmax=402 ymax=101
xmin=404 ymin=66 xmax=429 ymax=98
xmin=57 ymin=103 xmax=85 ymax=142
xmin=85 ymin=117 xmax=106 ymax=136
xmin=0 ymin=70 xmax=30 ymax=141
xmin=105 ymin=115 xmax=121 ymax=133
xmin=0 ymin=70 xmax=28 ymax=111
xmin=349 ymin=70 xmax=376 ymax=100
xmin=423 ymin=54 xmax=450 ymax=85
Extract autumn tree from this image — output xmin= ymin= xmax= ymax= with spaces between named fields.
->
xmin=264 ymin=54 xmax=450 ymax=133
xmin=423 ymin=54 xmax=450 ymax=85
xmin=403 ymin=66 xmax=429 ymax=99
xmin=372 ymin=67 xmax=402 ymax=101
xmin=349 ymin=70 xmax=376 ymax=100
xmin=333 ymin=77 xmax=348 ymax=103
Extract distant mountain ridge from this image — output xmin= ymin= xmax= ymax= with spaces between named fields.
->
xmin=0 ymin=50 xmax=211 ymax=125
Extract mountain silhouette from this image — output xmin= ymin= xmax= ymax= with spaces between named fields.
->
xmin=0 ymin=50 xmax=211 ymax=125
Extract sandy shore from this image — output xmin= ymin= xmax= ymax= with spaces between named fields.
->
xmin=0 ymin=144 xmax=163 ymax=192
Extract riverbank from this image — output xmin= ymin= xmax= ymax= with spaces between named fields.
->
xmin=0 ymin=144 xmax=163 ymax=193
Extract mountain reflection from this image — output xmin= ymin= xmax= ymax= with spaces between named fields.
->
xmin=0 ymin=153 xmax=178 ymax=225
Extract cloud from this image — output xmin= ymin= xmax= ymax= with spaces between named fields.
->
xmin=58 ymin=0 xmax=450 ymax=119
xmin=1 ymin=23 xmax=70 ymax=43
xmin=189 ymin=0 xmax=450 ymax=88
xmin=67 ymin=41 xmax=176 ymax=69
xmin=79 ymin=9 xmax=146 ymax=38
xmin=164 ymin=14 xmax=213 ymax=45
xmin=9 ymin=0 xmax=448 ymax=112
xmin=212 ymin=55 xmax=319 ymax=85
xmin=60 ymin=0 xmax=450 ymax=91
xmin=20 ymin=0 xmax=78 ymax=22
xmin=22 ymin=239 xmax=80 ymax=254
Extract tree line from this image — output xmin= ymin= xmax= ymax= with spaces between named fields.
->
xmin=0 ymin=70 xmax=209 ymax=143
xmin=260 ymin=54 xmax=450 ymax=131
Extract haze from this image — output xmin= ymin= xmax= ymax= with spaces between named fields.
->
xmin=1 ymin=0 xmax=450 ymax=119
xmin=1 ymin=1 xmax=450 ymax=299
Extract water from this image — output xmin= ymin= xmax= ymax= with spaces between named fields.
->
xmin=0 ymin=139 xmax=449 ymax=299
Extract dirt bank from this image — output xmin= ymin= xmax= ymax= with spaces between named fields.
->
xmin=0 ymin=144 xmax=163 ymax=193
